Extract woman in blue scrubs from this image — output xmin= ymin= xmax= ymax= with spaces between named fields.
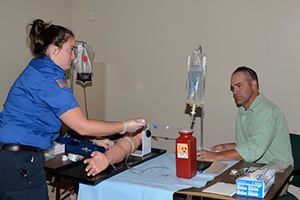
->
xmin=0 ymin=19 xmax=146 ymax=200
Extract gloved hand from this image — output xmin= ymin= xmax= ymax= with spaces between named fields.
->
xmin=93 ymin=138 xmax=114 ymax=150
xmin=120 ymin=118 xmax=147 ymax=134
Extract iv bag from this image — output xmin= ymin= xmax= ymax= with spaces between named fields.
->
xmin=76 ymin=43 xmax=95 ymax=83
xmin=186 ymin=46 xmax=207 ymax=108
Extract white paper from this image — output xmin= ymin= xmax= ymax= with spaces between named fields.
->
xmin=202 ymin=182 xmax=236 ymax=196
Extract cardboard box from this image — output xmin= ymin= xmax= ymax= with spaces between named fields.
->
xmin=53 ymin=143 xmax=65 ymax=155
xmin=236 ymin=168 xmax=275 ymax=198
xmin=44 ymin=142 xmax=65 ymax=155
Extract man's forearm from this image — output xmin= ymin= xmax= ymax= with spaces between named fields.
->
xmin=223 ymin=143 xmax=237 ymax=151
xmin=217 ymin=149 xmax=243 ymax=161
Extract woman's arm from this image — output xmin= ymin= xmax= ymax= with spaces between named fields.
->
xmin=59 ymin=107 xmax=146 ymax=137
xmin=84 ymin=132 xmax=143 ymax=176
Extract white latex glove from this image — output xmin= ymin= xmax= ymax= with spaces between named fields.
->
xmin=93 ymin=138 xmax=114 ymax=150
xmin=120 ymin=118 xmax=147 ymax=134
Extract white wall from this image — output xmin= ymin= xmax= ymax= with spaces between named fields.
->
xmin=0 ymin=0 xmax=299 ymax=197
xmin=72 ymin=1 xmax=300 ymax=196
xmin=72 ymin=0 xmax=300 ymax=151
xmin=2 ymin=0 xmax=299 ymax=154
xmin=72 ymin=62 xmax=105 ymax=120
xmin=0 ymin=0 xmax=73 ymax=104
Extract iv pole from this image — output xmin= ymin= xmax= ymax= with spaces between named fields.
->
xmin=197 ymin=107 xmax=212 ymax=172
xmin=73 ymin=40 xmax=90 ymax=119
xmin=195 ymin=46 xmax=212 ymax=172
xmin=70 ymin=40 xmax=86 ymax=92
xmin=201 ymin=108 xmax=204 ymax=163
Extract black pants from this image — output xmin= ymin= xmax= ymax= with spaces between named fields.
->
xmin=0 ymin=143 xmax=49 ymax=200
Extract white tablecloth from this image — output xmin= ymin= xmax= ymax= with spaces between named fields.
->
xmin=78 ymin=153 xmax=238 ymax=200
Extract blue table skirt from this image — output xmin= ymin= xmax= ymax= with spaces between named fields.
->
xmin=78 ymin=153 xmax=238 ymax=200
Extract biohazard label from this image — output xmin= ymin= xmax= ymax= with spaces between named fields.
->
xmin=177 ymin=143 xmax=188 ymax=159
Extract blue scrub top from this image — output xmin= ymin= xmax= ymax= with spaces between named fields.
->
xmin=0 ymin=55 xmax=79 ymax=149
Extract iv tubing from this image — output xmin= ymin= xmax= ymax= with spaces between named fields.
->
xmin=189 ymin=104 xmax=196 ymax=129
xmin=104 ymin=154 xmax=117 ymax=171
xmin=83 ymin=83 xmax=89 ymax=119
xmin=124 ymin=133 xmax=168 ymax=174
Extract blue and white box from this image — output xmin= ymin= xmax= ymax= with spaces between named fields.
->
xmin=236 ymin=168 xmax=275 ymax=198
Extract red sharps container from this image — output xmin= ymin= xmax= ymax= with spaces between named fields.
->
xmin=176 ymin=128 xmax=197 ymax=179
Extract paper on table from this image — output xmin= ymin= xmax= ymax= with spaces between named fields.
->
xmin=202 ymin=182 xmax=236 ymax=196
xmin=205 ymin=161 xmax=228 ymax=174
xmin=199 ymin=146 xmax=212 ymax=151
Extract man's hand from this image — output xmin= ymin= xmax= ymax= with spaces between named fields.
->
xmin=210 ymin=143 xmax=236 ymax=152
xmin=84 ymin=151 xmax=109 ymax=176
xmin=197 ymin=148 xmax=244 ymax=162
xmin=197 ymin=149 xmax=219 ymax=162
xmin=210 ymin=144 xmax=227 ymax=152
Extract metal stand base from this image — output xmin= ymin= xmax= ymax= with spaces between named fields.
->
xmin=198 ymin=108 xmax=212 ymax=172
xmin=197 ymin=161 xmax=212 ymax=172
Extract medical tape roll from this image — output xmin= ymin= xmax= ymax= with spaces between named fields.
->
xmin=62 ymin=155 xmax=68 ymax=161
xmin=68 ymin=153 xmax=78 ymax=162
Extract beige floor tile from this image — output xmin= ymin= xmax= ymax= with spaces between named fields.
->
xmin=47 ymin=183 xmax=74 ymax=200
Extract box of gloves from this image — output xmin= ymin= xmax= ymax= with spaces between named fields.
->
xmin=236 ymin=168 xmax=275 ymax=198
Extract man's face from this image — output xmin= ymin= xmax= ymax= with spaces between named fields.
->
xmin=230 ymin=71 xmax=255 ymax=110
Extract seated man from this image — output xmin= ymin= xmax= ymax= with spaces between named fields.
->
xmin=197 ymin=66 xmax=293 ymax=165
xmin=84 ymin=131 xmax=142 ymax=176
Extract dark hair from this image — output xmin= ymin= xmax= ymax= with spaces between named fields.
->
xmin=27 ymin=19 xmax=74 ymax=56
xmin=233 ymin=66 xmax=259 ymax=89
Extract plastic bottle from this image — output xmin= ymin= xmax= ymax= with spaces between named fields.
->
xmin=176 ymin=128 xmax=197 ymax=179
xmin=186 ymin=46 xmax=207 ymax=108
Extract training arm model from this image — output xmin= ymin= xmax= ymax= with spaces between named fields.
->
xmin=59 ymin=107 xmax=146 ymax=137
xmin=84 ymin=132 xmax=143 ymax=176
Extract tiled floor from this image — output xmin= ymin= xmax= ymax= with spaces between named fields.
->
xmin=48 ymin=183 xmax=68 ymax=200
xmin=47 ymin=181 xmax=77 ymax=200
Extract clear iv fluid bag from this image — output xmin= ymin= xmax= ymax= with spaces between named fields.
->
xmin=186 ymin=49 xmax=207 ymax=108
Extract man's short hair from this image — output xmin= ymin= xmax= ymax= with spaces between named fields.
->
xmin=233 ymin=66 xmax=259 ymax=89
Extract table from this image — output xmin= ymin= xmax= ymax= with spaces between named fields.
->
xmin=45 ymin=148 xmax=166 ymax=199
xmin=46 ymin=152 xmax=293 ymax=200
xmin=77 ymin=154 xmax=238 ymax=200
xmin=44 ymin=153 xmax=85 ymax=200
xmin=173 ymin=162 xmax=294 ymax=200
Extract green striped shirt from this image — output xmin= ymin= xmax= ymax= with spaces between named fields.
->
xmin=234 ymin=93 xmax=293 ymax=164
